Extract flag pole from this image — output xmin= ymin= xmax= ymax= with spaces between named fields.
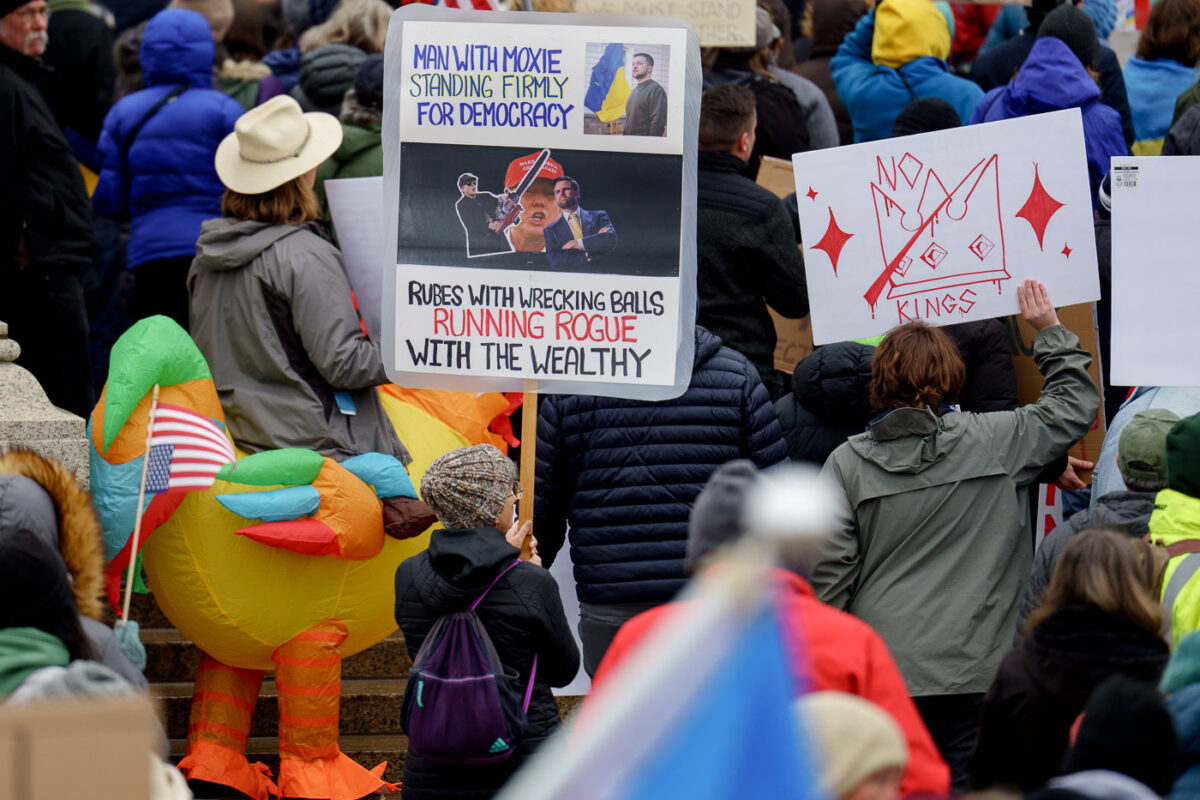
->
xmin=518 ymin=379 xmax=537 ymax=559
xmin=121 ymin=383 xmax=161 ymax=623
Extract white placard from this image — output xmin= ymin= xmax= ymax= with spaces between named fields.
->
xmin=325 ymin=176 xmax=385 ymax=342
xmin=1110 ymin=156 xmax=1200 ymax=386
xmin=792 ymin=110 xmax=1101 ymax=344
xmin=383 ymin=7 xmax=699 ymax=399
xmin=572 ymin=0 xmax=755 ymax=47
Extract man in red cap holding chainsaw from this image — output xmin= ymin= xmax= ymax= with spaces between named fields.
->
xmin=497 ymin=150 xmax=564 ymax=253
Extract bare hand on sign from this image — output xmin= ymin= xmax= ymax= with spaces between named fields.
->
xmin=1054 ymin=455 xmax=1095 ymax=491
xmin=1017 ymin=279 xmax=1060 ymax=333
xmin=506 ymin=519 xmax=533 ymax=551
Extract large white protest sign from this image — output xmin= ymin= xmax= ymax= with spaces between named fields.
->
xmin=571 ymin=0 xmax=755 ymax=47
xmin=325 ymin=176 xmax=385 ymax=342
xmin=792 ymin=109 xmax=1100 ymax=344
xmin=1110 ymin=156 xmax=1200 ymax=387
xmin=383 ymin=6 xmax=698 ymax=399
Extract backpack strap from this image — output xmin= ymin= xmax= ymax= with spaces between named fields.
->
xmin=1142 ymin=534 xmax=1200 ymax=558
xmin=121 ymin=84 xmax=187 ymax=162
xmin=470 ymin=559 xmax=539 ymax=713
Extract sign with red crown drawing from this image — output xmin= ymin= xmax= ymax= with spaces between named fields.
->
xmin=793 ymin=109 xmax=1100 ymax=345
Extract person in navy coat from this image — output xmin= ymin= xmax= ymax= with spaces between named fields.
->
xmin=543 ymin=175 xmax=617 ymax=270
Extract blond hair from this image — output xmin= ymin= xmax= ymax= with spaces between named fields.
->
xmin=299 ymin=0 xmax=391 ymax=54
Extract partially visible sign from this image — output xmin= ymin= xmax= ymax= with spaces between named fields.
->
xmin=572 ymin=0 xmax=755 ymax=46
xmin=756 ymin=157 xmax=814 ymax=374
xmin=1004 ymin=302 xmax=1106 ymax=481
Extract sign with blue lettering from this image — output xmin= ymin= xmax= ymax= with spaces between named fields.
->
xmin=383 ymin=6 xmax=699 ymax=399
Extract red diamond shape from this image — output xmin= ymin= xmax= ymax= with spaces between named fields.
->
xmin=920 ymin=242 xmax=948 ymax=269
xmin=1016 ymin=164 xmax=1065 ymax=251
xmin=805 ymin=187 xmax=818 ymax=201
xmin=813 ymin=207 xmax=853 ymax=276
xmin=1061 ymin=243 xmax=1072 ymax=258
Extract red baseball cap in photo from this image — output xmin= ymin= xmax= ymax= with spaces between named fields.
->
xmin=504 ymin=151 xmax=563 ymax=191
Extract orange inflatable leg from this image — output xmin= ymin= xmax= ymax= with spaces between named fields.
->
xmin=177 ymin=653 xmax=279 ymax=800
xmin=273 ymin=619 xmax=397 ymax=800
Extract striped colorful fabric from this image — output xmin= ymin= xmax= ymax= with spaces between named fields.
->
xmin=144 ymin=403 xmax=235 ymax=494
xmin=402 ymin=0 xmax=507 ymax=11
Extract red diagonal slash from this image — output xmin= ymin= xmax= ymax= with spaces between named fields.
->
xmin=864 ymin=155 xmax=996 ymax=309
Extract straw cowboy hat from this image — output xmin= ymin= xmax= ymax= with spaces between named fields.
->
xmin=215 ymin=95 xmax=342 ymax=195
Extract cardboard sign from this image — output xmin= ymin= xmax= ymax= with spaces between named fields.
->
xmin=1003 ymin=303 xmax=1106 ymax=480
xmin=571 ymin=0 xmax=755 ymax=47
xmin=793 ymin=110 xmax=1101 ymax=345
xmin=383 ymin=7 xmax=699 ymax=400
xmin=0 ymin=698 xmax=155 ymax=800
xmin=1109 ymin=156 xmax=1200 ymax=387
xmin=325 ymin=176 xmax=386 ymax=342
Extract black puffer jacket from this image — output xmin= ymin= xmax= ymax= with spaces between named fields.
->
xmin=394 ymin=527 xmax=579 ymax=800
xmin=775 ymin=341 xmax=875 ymax=466
xmin=943 ymin=319 xmax=1019 ymax=413
xmin=696 ymin=151 xmax=808 ymax=391
xmin=968 ymin=605 xmax=1169 ymax=792
xmin=534 ymin=326 xmax=788 ymax=604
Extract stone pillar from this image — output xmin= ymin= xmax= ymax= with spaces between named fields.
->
xmin=0 ymin=321 xmax=89 ymax=483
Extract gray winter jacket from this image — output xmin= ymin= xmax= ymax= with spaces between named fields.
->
xmin=813 ymin=325 xmax=1098 ymax=696
xmin=188 ymin=218 xmax=409 ymax=462
xmin=1020 ymin=491 xmax=1158 ymax=630
xmin=769 ymin=65 xmax=840 ymax=150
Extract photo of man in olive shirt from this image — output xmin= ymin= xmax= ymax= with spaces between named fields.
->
xmin=623 ymin=52 xmax=667 ymax=137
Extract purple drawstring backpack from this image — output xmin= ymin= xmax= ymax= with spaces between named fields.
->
xmin=400 ymin=559 xmax=539 ymax=763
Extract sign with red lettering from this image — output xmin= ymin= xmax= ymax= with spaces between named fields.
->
xmin=792 ymin=110 xmax=1100 ymax=344
xmin=382 ymin=6 xmax=699 ymax=399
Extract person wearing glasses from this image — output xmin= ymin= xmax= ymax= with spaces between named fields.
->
xmin=393 ymin=444 xmax=579 ymax=800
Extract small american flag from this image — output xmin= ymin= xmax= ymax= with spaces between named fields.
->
xmin=144 ymin=403 xmax=235 ymax=494
xmin=401 ymin=0 xmax=508 ymax=10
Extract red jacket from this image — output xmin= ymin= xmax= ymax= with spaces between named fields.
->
xmin=590 ymin=568 xmax=950 ymax=796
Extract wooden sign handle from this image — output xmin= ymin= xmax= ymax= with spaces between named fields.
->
xmin=519 ymin=379 xmax=537 ymax=560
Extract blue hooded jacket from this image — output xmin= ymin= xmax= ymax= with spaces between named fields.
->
xmin=971 ymin=37 xmax=1126 ymax=207
xmin=94 ymin=9 xmax=243 ymax=269
xmin=1124 ymin=55 xmax=1200 ymax=151
xmin=831 ymin=8 xmax=983 ymax=143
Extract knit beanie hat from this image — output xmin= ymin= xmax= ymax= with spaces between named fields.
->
xmin=1062 ymin=675 xmax=1182 ymax=795
xmin=796 ymin=692 xmax=908 ymax=799
xmin=1119 ymin=409 xmax=1179 ymax=491
xmin=892 ymin=97 xmax=962 ymax=137
xmin=169 ymin=0 xmax=235 ymax=38
xmin=354 ymin=53 xmax=384 ymax=111
xmin=0 ymin=0 xmax=29 ymax=20
xmin=1167 ymin=413 xmax=1200 ymax=499
xmin=420 ymin=445 xmax=516 ymax=530
xmin=1082 ymin=0 xmax=1117 ymax=39
xmin=1038 ymin=4 xmax=1099 ymax=67
xmin=1161 ymin=630 xmax=1200 ymax=694
xmin=685 ymin=460 xmax=760 ymax=572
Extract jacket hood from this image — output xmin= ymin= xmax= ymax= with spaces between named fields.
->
xmin=1071 ymin=491 xmax=1158 ymax=536
xmin=810 ymin=0 xmax=871 ymax=56
xmin=1148 ymin=489 xmax=1200 ymax=546
xmin=193 ymin=218 xmax=308 ymax=273
xmin=850 ymin=407 xmax=966 ymax=473
xmin=1048 ymin=770 xmax=1161 ymax=800
xmin=1030 ymin=605 xmax=1169 ymax=663
xmin=0 ymin=628 xmax=70 ymax=697
xmin=334 ymin=122 xmax=381 ymax=163
xmin=419 ymin=527 xmax=521 ymax=607
xmin=295 ymin=44 xmax=367 ymax=115
xmin=0 ymin=450 xmax=105 ymax=621
xmin=791 ymin=342 xmax=875 ymax=426
xmin=141 ymin=8 xmax=216 ymax=90
xmin=1004 ymin=37 xmax=1100 ymax=114
xmin=872 ymin=0 xmax=950 ymax=67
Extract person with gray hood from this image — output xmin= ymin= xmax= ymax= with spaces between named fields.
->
xmin=811 ymin=280 xmax=1099 ymax=789
xmin=189 ymin=94 xmax=409 ymax=462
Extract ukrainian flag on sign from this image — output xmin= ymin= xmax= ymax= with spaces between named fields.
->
xmin=585 ymin=43 xmax=631 ymax=123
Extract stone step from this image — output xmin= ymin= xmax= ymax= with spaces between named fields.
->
xmin=151 ymin=678 xmax=407 ymax=739
xmin=169 ymin=734 xmax=409 ymax=789
xmin=141 ymin=628 xmax=413 ymax=683
xmin=103 ymin=589 xmax=173 ymax=629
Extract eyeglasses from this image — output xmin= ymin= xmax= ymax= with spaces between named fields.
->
xmin=511 ymin=482 xmax=524 ymax=500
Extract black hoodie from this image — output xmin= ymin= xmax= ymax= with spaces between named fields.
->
xmin=394 ymin=526 xmax=579 ymax=799
xmin=775 ymin=341 xmax=875 ymax=466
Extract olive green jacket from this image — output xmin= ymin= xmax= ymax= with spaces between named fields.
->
xmin=812 ymin=325 xmax=1098 ymax=696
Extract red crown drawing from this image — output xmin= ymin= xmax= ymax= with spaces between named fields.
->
xmin=865 ymin=152 xmax=1010 ymax=311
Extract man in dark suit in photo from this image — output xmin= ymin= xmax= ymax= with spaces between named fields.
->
xmin=455 ymin=172 xmax=511 ymax=257
xmin=543 ymin=175 xmax=617 ymax=270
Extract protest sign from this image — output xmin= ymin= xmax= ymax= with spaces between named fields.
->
xmin=383 ymin=6 xmax=698 ymax=400
xmin=1109 ymin=156 xmax=1200 ymax=387
xmin=571 ymin=0 xmax=754 ymax=47
xmin=326 ymin=176 xmax=386 ymax=342
xmin=792 ymin=110 xmax=1100 ymax=345
xmin=1004 ymin=303 xmax=1106 ymax=480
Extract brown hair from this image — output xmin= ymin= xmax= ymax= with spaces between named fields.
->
xmin=869 ymin=321 xmax=965 ymax=411
xmin=224 ymin=0 xmax=266 ymax=61
xmin=221 ymin=176 xmax=320 ymax=225
xmin=1136 ymin=0 xmax=1200 ymax=64
xmin=299 ymin=0 xmax=391 ymax=54
xmin=699 ymin=84 xmax=756 ymax=152
xmin=1026 ymin=528 xmax=1165 ymax=637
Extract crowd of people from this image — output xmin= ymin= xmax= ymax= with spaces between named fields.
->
xmin=4 ymin=0 xmax=1200 ymax=797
